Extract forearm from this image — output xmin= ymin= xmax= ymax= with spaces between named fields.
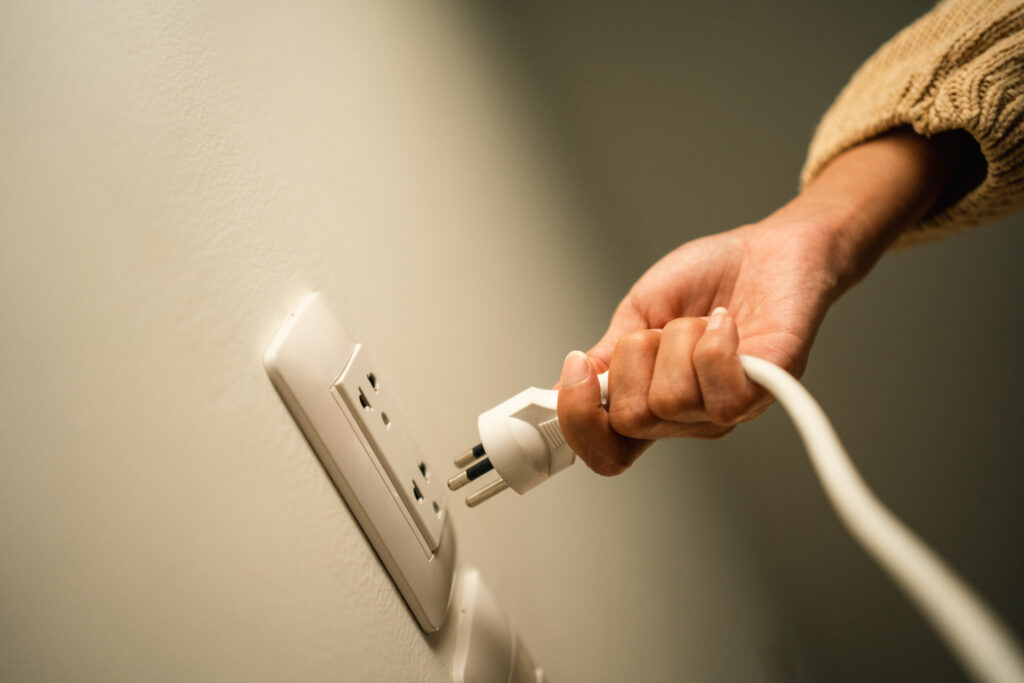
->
xmin=771 ymin=128 xmax=975 ymax=293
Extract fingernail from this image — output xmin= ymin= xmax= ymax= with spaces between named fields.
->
xmin=707 ymin=306 xmax=728 ymax=331
xmin=561 ymin=350 xmax=591 ymax=387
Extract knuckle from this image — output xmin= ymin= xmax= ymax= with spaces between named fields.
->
xmin=608 ymin=400 xmax=654 ymax=438
xmin=706 ymin=398 xmax=749 ymax=427
xmin=663 ymin=317 xmax=703 ymax=336
xmin=615 ymin=329 xmax=660 ymax=356
xmin=693 ymin=335 xmax=732 ymax=365
xmin=648 ymin=379 xmax=700 ymax=421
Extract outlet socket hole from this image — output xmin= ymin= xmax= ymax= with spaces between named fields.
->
xmin=418 ymin=462 xmax=428 ymax=479
xmin=358 ymin=388 xmax=371 ymax=410
xmin=367 ymin=372 xmax=378 ymax=391
xmin=381 ymin=412 xmax=390 ymax=428
xmin=413 ymin=482 xmax=424 ymax=502
xmin=432 ymin=501 xmax=441 ymax=517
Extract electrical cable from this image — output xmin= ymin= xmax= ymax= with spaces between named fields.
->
xmin=739 ymin=354 xmax=1024 ymax=683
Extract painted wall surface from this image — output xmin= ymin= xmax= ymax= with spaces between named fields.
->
xmin=0 ymin=2 xmax=789 ymax=681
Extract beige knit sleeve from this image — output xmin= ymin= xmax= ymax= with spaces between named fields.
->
xmin=801 ymin=0 xmax=1024 ymax=246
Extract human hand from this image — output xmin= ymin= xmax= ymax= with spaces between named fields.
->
xmin=557 ymin=127 xmax=974 ymax=476
xmin=555 ymin=216 xmax=844 ymax=475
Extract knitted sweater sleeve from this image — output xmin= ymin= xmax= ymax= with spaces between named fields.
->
xmin=801 ymin=0 xmax=1024 ymax=246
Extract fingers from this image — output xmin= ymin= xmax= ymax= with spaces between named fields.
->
xmin=601 ymin=316 xmax=736 ymax=441
xmin=648 ymin=318 xmax=706 ymax=423
xmin=606 ymin=330 xmax=680 ymax=440
xmin=693 ymin=307 xmax=764 ymax=425
xmin=557 ymin=351 xmax=651 ymax=477
xmin=561 ymin=307 xmax=771 ymax=476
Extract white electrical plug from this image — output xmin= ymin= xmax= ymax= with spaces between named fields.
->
xmin=447 ymin=373 xmax=608 ymax=506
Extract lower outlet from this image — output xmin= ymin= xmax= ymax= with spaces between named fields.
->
xmin=264 ymin=292 xmax=455 ymax=632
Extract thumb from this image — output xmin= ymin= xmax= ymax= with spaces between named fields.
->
xmin=557 ymin=350 xmax=647 ymax=476
xmin=560 ymin=350 xmax=598 ymax=395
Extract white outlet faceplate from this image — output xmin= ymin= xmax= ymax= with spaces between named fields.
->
xmin=333 ymin=343 xmax=446 ymax=553
xmin=264 ymin=293 xmax=455 ymax=632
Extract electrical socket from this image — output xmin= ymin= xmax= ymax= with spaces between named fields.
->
xmin=264 ymin=293 xmax=455 ymax=632
xmin=332 ymin=343 xmax=446 ymax=553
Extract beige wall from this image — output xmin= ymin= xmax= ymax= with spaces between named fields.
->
xmin=0 ymin=2 xmax=790 ymax=681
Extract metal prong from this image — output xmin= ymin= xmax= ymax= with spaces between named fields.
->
xmin=448 ymin=456 xmax=494 ymax=491
xmin=465 ymin=477 xmax=510 ymax=508
xmin=448 ymin=470 xmax=471 ymax=491
xmin=453 ymin=443 xmax=486 ymax=468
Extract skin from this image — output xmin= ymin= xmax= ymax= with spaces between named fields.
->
xmin=557 ymin=127 xmax=979 ymax=476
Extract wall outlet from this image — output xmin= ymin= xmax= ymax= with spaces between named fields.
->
xmin=332 ymin=343 xmax=446 ymax=553
xmin=264 ymin=293 xmax=455 ymax=632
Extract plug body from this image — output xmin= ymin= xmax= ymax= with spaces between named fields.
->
xmin=450 ymin=372 xmax=608 ymax=505
xmin=478 ymin=386 xmax=573 ymax=495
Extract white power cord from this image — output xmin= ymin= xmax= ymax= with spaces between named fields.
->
xmin=739 ymin=355 xmax=1024 ymax=683
xmin=449 ymin=355 xmax=1024 ymax=683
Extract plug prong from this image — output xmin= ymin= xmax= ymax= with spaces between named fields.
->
xmin=447 ymin=470 xmax=471 ymax=491
xmin=453 ymin=443 xmax=486 ymax=468
xmin=465 ymin=477 xmax=510 ymax=507
xmin=447 ymin=456 xmax=495 ymax=491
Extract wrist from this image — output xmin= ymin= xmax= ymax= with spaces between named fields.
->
xmin=773 ymin=127 xmax=974 ymax=292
